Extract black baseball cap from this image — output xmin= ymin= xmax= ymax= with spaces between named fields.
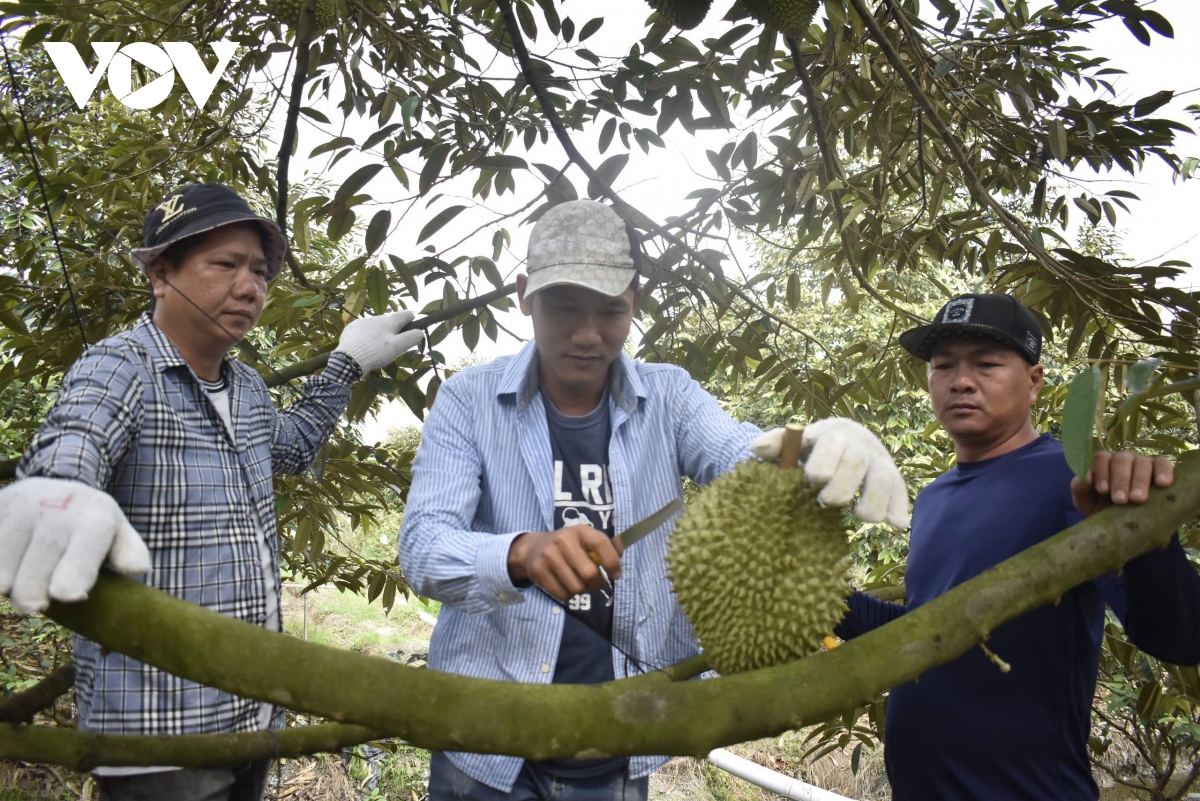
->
xmin=899 ymin=293 xmax=1042 ymax=364
xmin=130 ymin=183 xmax=286 ymax=281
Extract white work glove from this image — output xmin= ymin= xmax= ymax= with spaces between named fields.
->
xmin=749 ymin=418 xmax=910 ymax=528
xmin=334 ymin=310 xmax=424 ymax=374
xmin=0 ymin=477 xmax=151 ymax=613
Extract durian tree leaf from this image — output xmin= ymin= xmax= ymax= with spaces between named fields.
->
xmin=417 ymin=205 xmax=466 ymax=244
xmin=1062 ymin=365 xmax=1102 ymax=481
xmin=21 ymin=453 xmax=1198 ymax=768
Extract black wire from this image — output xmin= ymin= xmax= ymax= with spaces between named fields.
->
xmin=0 ymin=35 xmax=89 ymax=349
xmin=535 ymin=586 xmax=663 ymax=678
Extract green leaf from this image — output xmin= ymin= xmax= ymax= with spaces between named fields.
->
xmin=516 ymin=1 xmax=537 ymax=38
xmin=587 ymin=153 xmax=629 ymax=199
xmin=366 ymin=267 xmax=389 ymax=315
xmin=419 ymin=143 xmax=452 ymax=196
xmin=578 ymin=17 xmax=603 ymax=41
xmin=417 ymin=205 xmax=466 ymax=243
xmin=334 ymin=164 xmax=384 ymax=206
xmin=401 ymin=95 xmax=419 ymax=126
xmin=476 ymin=154 xmax=528 ymax=170
xmin=1062 ymin=366 xmax=1101 ymax=480
xmin=365 ymin=210 xmax=391 ymax=254
xmin=293 ymin=293 xmax=324 ymax=308
xmin=1048 ymin=119 xmax=1068 ymax=163
xmin=309 ymin=136 xmax=355 ymax=159
xmin=598 ymin=118 xmax=617 ymax=154
xmin=1124 ymin=357 xmax=1161 ymax=396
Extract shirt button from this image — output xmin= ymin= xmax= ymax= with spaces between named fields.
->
xmin=253 ymin=559 xmax=261 ymax=568
xmin=552 ymin=607 xmax=561 ymax=615
xmin=541 ymin=664 xmax=550 ymax=673
xmin=256 ymin=613 xmax=266 ymax=623
xmin=498 ymin=592 xmax=510 ymax=601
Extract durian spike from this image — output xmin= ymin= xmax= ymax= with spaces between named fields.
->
xmin=779 ymin=423 xmax=805 ymax=469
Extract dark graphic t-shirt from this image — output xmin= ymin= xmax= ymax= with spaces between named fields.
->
xmin=534 ymin=392 xmax=625 ymax=778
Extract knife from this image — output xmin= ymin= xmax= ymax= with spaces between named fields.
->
xmin=588 ymin=497 xmax=683 ymax=567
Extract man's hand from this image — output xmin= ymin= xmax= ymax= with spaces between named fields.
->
xmin=749 ymin=418 xmax=910 ymax=528
xmin=0 ymin=477 xmax=151 ymax=613
xmin=507 ymin=526 xmax=623 ymax=601
xmin=334 ymin=310 xmax=425 ymax=374
xmin=1072 ymin=451 xmax=1174 ymax=517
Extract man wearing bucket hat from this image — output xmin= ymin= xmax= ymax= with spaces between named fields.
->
xmin=0 ymin=183 xmax=424 ymax=800
xmin=833 ymin=293 xmax=1200 ymax=800
xmin=399 ymin=199 xmax=910 ymax=800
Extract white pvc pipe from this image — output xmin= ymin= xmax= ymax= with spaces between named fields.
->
xmin=706 ymin=748 xmax=854 ymax=801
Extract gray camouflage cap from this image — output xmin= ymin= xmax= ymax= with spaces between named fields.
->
xmin=525 ymin=200 xmax=636 ymax=297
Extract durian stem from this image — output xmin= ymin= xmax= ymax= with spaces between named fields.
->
xmin=779 ymin=423 xmax=805 ymax=469
xmin=0 ymin=664 xmax=74 ymax=724
xmin=10 ymin=453 xmax=1195 ymax=768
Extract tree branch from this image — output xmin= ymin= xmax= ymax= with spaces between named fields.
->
xmin=260 ymin=282 xmax=516 ymax=388
xmin=0 ymin=721 xmax=381 ymax=773
xmin=785 ymin=37 xmax=924 ymax=324
xmin=842 ymin=0 xmax=1072 ymax=286
xmin=274 ymin=0 xmax=320 ymax=289
xmin=0 ymin=664 xmax=74 ymax=724
xmin=6 ymin=453 xmax=1194 ymax=767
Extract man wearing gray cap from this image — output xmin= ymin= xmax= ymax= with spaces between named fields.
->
xmin=399 ymin=199 xmax=910 ymax=800
xmin=0 ymin=183 xmax=424 ymax=800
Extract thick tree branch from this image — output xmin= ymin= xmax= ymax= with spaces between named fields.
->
xmin=0 ymin=721 xmax=381 ymax=772
xmin=785 ymin=37 xmax=923 ymax=324
xmin=260 ymin=282 xmax=516 ymax=387
xmin=5 ymin=453 xmax=1194 ymax=767
xmin=275 ymin=0 xmax=320 ymax=289
xmin=495 ymin=0 xmax=841 ymax=365
xmin=842 ymin=0 xmax=1071 ymax=286
xmin=0 ymin=664 xmax=74 ymax=724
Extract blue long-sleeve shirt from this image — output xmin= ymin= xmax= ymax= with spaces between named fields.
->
xmin=397 ymin=340 xmax=760 ymax=791
xmin=836 ymin=434 xmax=1200 ymax=800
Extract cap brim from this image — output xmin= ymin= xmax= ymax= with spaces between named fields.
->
xmin=131 ymin=214 xmax=286 ymax=282
xmin=524 ymin=264 xmax=636 ymax=298
xmin=899 ymin=322 xmax=1035 ymax=363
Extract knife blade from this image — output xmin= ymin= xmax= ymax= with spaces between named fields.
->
xmin=616 ymin=497 xmax=684 ymax=550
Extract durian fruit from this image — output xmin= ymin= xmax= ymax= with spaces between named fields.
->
xmin=266 ymin=0 xmax=337 ymax=32
xmin=742 ymin=0 xmax=821 ymax=39
xmin=646 ymin=0 xmax=714 ymax=30
xmin=666 ymin=459 xmax=851 ymax=675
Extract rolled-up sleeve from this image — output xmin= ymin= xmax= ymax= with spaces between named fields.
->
xmin=398 ymin=378 xmax=526 ymax=614
xmin=269 ymin=351 xmax=359 ymax=475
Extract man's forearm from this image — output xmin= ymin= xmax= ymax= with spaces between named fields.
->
xmin=834 ymin=590 xmax=907 ymax=640
xmin=1121 ymin=533 xmax=1200 ymax=665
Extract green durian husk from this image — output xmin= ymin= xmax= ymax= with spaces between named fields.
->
xmin=742 ymin=0 xmax=820 ymax=38
xmin=666 ymin=459 xmax=851 ymax=675
xmin=646 ymin=0 xmax=714 ymax=30
xmin=266 ymin=0 xmax=336 ymax=31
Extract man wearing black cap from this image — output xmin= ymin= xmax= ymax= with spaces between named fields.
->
xmin=835 ymin=293 xmax=1200 ymax=800
xmin=0 ymin=184 xmax=424 ymax=800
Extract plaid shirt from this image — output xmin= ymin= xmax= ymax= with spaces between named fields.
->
xmin=18 ymin=315 xmax=359 ymax=736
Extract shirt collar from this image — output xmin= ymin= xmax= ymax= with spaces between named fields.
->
xmin=497 ymin=339 xmax=646 ymax=414
xmin=131 ymin=314 xmax=234 ymax=377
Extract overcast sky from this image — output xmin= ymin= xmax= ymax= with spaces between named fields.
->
xmin=252 ymin=0 xmax=1200 ymax=440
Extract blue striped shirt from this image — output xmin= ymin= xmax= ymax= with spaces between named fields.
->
xmin=398 ymin=341 xmax=760 ymax=790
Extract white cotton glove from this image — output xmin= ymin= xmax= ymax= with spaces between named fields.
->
xmin=0 ymin=477 xmax=151 ymax=613
xmin=749 ymin=419 xmax=910 ymax=529
xmin=334 ymin=310 xmax=424 ymax=374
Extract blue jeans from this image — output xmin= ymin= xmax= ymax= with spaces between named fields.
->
xmin=428 ymin=753 xmax=649 ymax=801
